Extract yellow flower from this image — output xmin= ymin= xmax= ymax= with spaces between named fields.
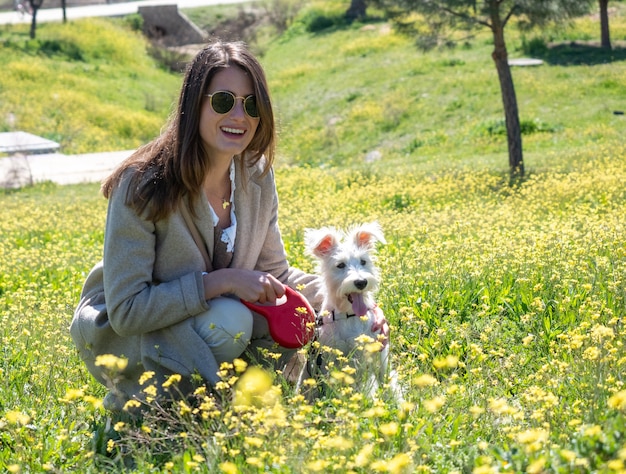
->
xmin=5 ymin=410 xmax=31 ymax=426
xmin=142 ymin=384 xmax=157 ymax=397
xmin=162 ymin=373 xmax=182 ymax=388
xmin=219 ymin=461 xmax=239 ymax=474
xmin=233 ymin=366 xmax=276 ymax=408
xmin=608 ymin=390 xmax=626 ymax=410
xmin=306 ymin=460 xmax=331 ymax=471
xmin=60 ymin=388 xmax=84 ymax=402
xmin=424 ymin=395 xmax=446 ymax=413
xmin=354 ymin=444 xmax=374 ymax=467
xmin=414 ymin=374 xmax=437 ymax=388
xmin=380 ymin=422 xmax=400 ymax=437
xmin=527 ymin=457 xmax=546 ymax=474
xmin=123 ymin=399 xmax=142 ymax=411
xmin=138 ymin=371 xmax=155 ymax=385
xmin=113 ymin=421 xmax=126 ymax=431
xmin=583 ymin=425 xmax=603 ymax=437
xmin=516 ymin=428 xmax=549 ymax=445
xmin=233 ymin=358 xmax=248 ymax=373
xmin=94 ymin=354 xmax=128 ymax=372
xmin=244 ymin=436 xmax=264 ymax=448
xmin=433 ymin=355 xmax=458 ymax=369
xmin=582 ymin=346 xmax=600 ymax=360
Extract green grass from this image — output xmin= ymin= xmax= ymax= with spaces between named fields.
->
xmin=1 ymin=2 xmax=626 ymax=473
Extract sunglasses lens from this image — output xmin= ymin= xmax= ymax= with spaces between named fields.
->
xmin=244 ymin=96 xmax=259 ymax=118
xmin=211 ymin=92 xmax=235 ymax=114
xmin=209 ymin=91 xmax=259 ymax=118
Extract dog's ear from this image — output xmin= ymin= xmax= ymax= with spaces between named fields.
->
xmin=305 ymin=227 xmax=340 ymax=258
xmin=351 ymin=222 xmax=386 ymax=249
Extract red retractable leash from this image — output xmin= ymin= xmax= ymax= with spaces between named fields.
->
xmin=240 ymin=286 xmax=316 ymax=349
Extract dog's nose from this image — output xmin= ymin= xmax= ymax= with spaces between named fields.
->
xmin=354 ymin=279 xmax=367 ymax=290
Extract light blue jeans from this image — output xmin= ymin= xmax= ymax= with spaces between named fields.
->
xmin=192 ymin=296 xmax=295 ymax=368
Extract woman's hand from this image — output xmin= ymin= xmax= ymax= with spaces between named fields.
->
xmin=203 ymin=268 xmax=285 ymax=304
xmin=371 ymin=306 xmax=390 ymax=348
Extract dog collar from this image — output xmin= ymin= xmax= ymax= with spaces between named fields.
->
xmin=316 ymin=309 xmax=371 ymax=326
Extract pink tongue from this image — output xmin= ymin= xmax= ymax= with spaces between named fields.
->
xmin=350 ymin=293 xmax=368 ymax=316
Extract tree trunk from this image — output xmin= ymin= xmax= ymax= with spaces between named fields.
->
xmin=489 ymin=3 xmax=524 ymax=179
xmin=29 ymin=5 xmax=38 ymax=38
xmin=599 ymin=0 xmax=611 ymax=50
xmin=346 ymin=0 xmax=367 ymax=21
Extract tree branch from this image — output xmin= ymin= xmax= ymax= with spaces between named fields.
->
xmin=501 ymin=4 xmax=520 ymax=28
xmin=439 ymin=5 xmax=492 ymax=29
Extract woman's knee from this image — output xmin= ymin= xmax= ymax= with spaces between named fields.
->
xmin=193 ymin=297 xmax=253 ymax=363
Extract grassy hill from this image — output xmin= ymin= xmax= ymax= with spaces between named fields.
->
xmin=1 ymin=2 xmax=625 ymax=171
xmin=1 ymin=3 xmax=626 ymax=473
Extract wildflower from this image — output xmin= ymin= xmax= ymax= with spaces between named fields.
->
xmin=106 ymin=439 xmax=116 ymax=453
xmin=162 ymin=373 xmax=182 ymax=388
xmin=306 ymin=460 xmax=331 ymax=471
xmin=371 ymin=453 xmax=412 ymax=473
xmin=583 ymin=425 xmax=603 ymax=438
xmin=233 ymin=358 xmax=248 ymax=373
xmin=142 ymin=384 xmax=157 ymax=397
xmin=138 ymin=371 xmax=155 ymax=385
xmin=472 ymin=465 xmax=496 ymax=474
xmin=560 ymin=449 xmax=577 ymax=462
xmin=516 ymin=428 xmax=549 ymax=445
xmin=414 ymin=374 xmax=437 ymax=388
xmin=5 ymin=410 xmax=31 ymax=426
xmin=608 ymin=390 xmax=626 ymax=410
xmin=233 ymin=366 xmax=276 ymax=408
xmin=94 ymin=354 xmax=128 ymax=372
xmin=527 ymin=457 xmax=546 ymax=474
xmin=380 ymin=421 xmax=399 ymax=437
xmin=123 ymin=399 xmax=142 ymax=411
xmin=244 ymin=436 xmax=264 ymax=448
xmin=488 ymin=397 xmax=516 ymax=416
xmin=354 ymin=444 xmax=374 ymax=467
xmin=60 ymin=388 xmax=84 ymax=402
xmin=522 ymin=334 xmax=535 ymax=345
xmin=113 ymin=421 xmax=126 ymax=431
xmin=433 ymin=355 xmax=458 ymax=369
xmin=366 ymin=341 xmax=384 ymax=353
xmin=219 ymin=461 xmax=239 ymax=474
xmin=607 ymin=460 xmax=625 ymax=470
xmin=424 ymin=395 xmax=446 ymax=413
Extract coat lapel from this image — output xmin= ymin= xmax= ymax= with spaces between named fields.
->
xmin=232 ymin=166 xmax=261 ymax=269
xmin=187 ymin=194 xmax=215 ymax=271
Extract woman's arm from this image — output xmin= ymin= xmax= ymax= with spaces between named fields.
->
xmin=103 ymin=176 xmax=208 ymax=337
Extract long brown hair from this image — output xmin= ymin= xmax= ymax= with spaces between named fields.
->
xmin=102 ymin=40 xmax=276 ymax=221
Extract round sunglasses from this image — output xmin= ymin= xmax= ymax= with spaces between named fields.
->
xmin=205 ymin=91 xmax=259 ymax=118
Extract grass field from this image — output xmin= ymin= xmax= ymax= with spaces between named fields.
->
xmin=1 ymin=1 xmax=626 ymax=472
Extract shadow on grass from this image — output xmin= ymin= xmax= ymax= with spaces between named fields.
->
xmin=539 ymin=41 xmax=626 ymax=66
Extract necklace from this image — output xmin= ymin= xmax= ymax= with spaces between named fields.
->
xmin=221 ymin=198 xmax=230 ymax=210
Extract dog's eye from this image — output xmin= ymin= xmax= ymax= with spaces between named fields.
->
xmin=360 ymin=259 xmax=367 ymax=266
xmin=337 ymin=262 xmax=346 ymax=269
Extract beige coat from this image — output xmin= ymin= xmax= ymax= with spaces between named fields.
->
xmin=70 ymin=159 xmax=321 ymax=408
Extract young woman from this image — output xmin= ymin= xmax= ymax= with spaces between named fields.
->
xmin=71 ymin=41 xmax=387 ymax=411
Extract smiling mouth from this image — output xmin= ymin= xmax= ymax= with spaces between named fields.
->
xmin=221 ymin=126 xmax=245 ymax=135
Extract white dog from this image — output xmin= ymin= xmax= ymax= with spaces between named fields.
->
xmin=301 ymin=222 xmax=397 ymax=399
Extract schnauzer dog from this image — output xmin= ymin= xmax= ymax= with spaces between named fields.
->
xmin=300 ymin=222 xmax=399 ymax=399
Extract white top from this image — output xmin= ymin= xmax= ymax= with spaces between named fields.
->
xmin=207 ymin=160 xmax=237 ymax=253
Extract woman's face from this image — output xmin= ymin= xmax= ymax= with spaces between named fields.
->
xmin=199 ymin=66 xmax=260 ymax=163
